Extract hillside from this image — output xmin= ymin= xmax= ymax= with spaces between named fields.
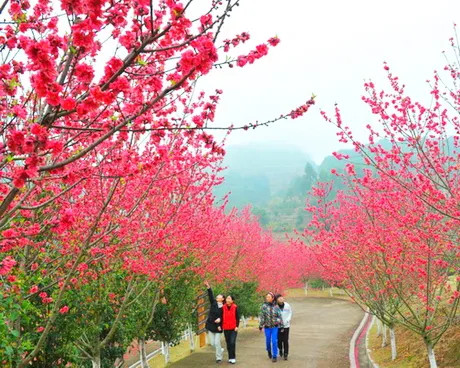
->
xmin=213 ymin=139 xmax=412 ymax=233
xmin=213 ymin=143 xmax=314 ymax=209
xmin=213 ymin=143 xmax=363 ymax=233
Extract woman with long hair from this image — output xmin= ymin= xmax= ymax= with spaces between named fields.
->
xmin=259 ymin=292 xmax=283 ymax=363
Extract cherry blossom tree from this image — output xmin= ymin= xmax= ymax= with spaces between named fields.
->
xmin=0 ymin=0 xmax=312 ymax=366
xmin=0 ymin=0 xmax=315 ymax=226
xmin=307 ymin=29 xmax=460 ymax=367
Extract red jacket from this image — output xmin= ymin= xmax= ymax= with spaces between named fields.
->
xmin=222 ymin=303 xmax=240 ymax=330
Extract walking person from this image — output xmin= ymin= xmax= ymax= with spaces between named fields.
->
xmin=222 ymin=295 xmax=240 ymax=364
xmin=204 ymin=281 xmax=225 ymax=363
xmin=259 ymin=292 xmax=283 ymax=363
xmin=276 ymin=294 xmax=292 ymax=360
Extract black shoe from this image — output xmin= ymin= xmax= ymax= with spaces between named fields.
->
xmin=268 ymin=352 xmax=272 ymax=359
xmin=284 ymin=355 xmax=288 ymax=361
xmin=272 ymin=357 xmax=277 ymax=363
xmin=216 ymin=360 xmax=222 ymax=363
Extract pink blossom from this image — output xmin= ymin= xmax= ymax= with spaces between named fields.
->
xmin=7 ymin=275 xmax=16 ymax=283
xmin=0 ymin=256 xmax=17 ymax=275
xmin=2 ymin=229 xmax=18 ymax=238
xmin=256 ymin=44 xmax=269 ymax=56
xmin=61 ymin=97 xmax=76 ymax=110
xmin=29 ymin=285 xmax=39 ymax=294
xmin=200 ymin=14 xmax=212 ymax=26
xmin=268 ymin=37 xmax=280 ymax=46
xmin=236 ymin=56 xmax=247 ymax=67
xmin=59 ymin=305 xmax=69 ymax=314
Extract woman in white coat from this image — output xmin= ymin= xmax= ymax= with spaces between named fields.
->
xmin=276 ymin=294 xmax=292 ymax=360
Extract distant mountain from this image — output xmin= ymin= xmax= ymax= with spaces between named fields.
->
xmin=214 ymin=139 xmax=420 ymax=233
xmin=213 ymin=143 xmax=315 ymax=208
xmin=215 ymin=137 xmax=459 ymax=233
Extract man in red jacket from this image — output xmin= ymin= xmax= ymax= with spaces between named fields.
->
xmin=222 ymin=295 xmax=240 ymax=364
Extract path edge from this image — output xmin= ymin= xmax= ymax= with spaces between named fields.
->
xmin=365 ymin=316 xmax=379 ymax=368
xmin=349 ymin=310 xmax=370 ymax=368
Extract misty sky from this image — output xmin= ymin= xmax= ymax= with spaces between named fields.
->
xmin=196 ymin=0 xmax=460 ymax=164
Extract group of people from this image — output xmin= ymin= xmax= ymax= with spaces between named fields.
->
xmin=205 ymin=282 xmax=292 ymax=364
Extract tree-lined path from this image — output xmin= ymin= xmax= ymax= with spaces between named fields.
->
xmin=169 ymin=298 xmax=363 ymax=368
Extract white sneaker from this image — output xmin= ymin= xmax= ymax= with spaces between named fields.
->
xmin=229 ymin=359 xmax=236 ymax=364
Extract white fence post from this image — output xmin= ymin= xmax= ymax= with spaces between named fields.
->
xmin=129 ymin=327 xmax=198 ymax=368
xmin=188 ymin=324 xmax=195 ymax=351
xmin=161 ymin=341 xmax=170 ymax=364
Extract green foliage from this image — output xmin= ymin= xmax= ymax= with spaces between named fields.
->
xmin=148 ymin=270 xmax=200 ymax=343
xmin=212 ymin=281 xmax=261 ymax=317
xmin=0 ymin=297 xmax=30 ymax=366
xmin=0 ymin=272 xmax=57 ymax=366
xmin=32 ymin=316 xmax=79 ymax=367
xmin=251 ymin=207 xmax=269 ymax=226
xmin=308 ymin=278 xmax=330 ymax=289
xmin=48 ymin=267 xmax=138 ymax=367
xmin=287 ymin=162 xmax=318 ymax=198
xmin=228 ymin=282 xmax=261 ymax=317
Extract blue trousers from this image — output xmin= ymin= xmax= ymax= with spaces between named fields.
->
xmin=264 ymin=327 xmax=279 ymax=358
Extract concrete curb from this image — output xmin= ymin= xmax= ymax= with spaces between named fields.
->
xmin=349 ymin=311 xmax=370 ymax=368
xmin=365 ymin=316 xmax=379 ymax=368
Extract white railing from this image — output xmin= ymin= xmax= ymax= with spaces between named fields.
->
xmin=127 ymin=346 xmax=162 ymax=368
xmin=127 ymin=325 xmax=196 ymax=368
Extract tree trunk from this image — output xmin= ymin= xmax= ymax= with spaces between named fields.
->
xmin=91 ymin=355 xmax=101 ymax=368
xmin=139 ymin=338 xmax=149 ymax=368
xmin=188 ymin=324 xmax=195 ymax=351
xmin=304 ymin=282 xmax=308 ymax=296
xmin=389 ymin=326 xmax=397 ymax=360
xmin=329 ymin=287 xmax=333 ymax=297
xmin=426 ymin=341 xmax=438 ymax=368
xmin=382 ymin=324 xmax=387 ymax=347
xmin=162 ymin=341 xmax=170 ymax=364
xmin=376 ymin=319 xmax=382 ymax=337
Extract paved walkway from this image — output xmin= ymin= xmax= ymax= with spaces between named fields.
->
xmin=169 ymin=297 xmax=363 ymax=368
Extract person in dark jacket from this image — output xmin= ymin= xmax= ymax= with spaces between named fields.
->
xmin=222 ymin=295 xmax=240 ymax=364
xmin=204 ymin=281 xmax=225 ymax=363
xmin=259 ymin=292 xmax=283 ymax=363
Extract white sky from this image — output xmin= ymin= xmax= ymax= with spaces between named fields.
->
xmin=197 ymin=0 xmax=460 ymax=164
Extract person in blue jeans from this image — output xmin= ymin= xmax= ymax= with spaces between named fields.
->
xmin=259 ymin=292 xmax=283 ymax=363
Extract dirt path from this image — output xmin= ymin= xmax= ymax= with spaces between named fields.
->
xmin=169 ymin=297 xmax=363 ymax=368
